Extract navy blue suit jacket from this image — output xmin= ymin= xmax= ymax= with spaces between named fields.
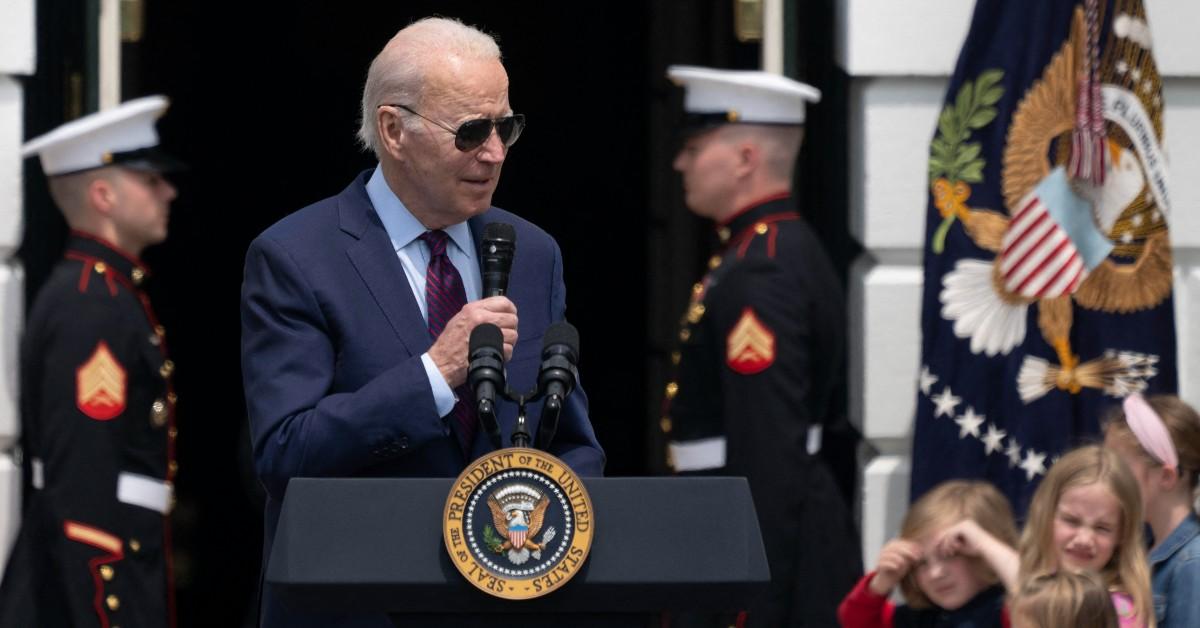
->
xmin=240 ymin=171 xmax=605 ymax=627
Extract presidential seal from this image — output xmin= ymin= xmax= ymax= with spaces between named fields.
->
xmin=443 ymin=447 xmax=594 ymax=600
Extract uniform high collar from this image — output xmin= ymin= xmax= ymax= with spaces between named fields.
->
xmin=65 ymin=231 xmax=151 ymax=285
xmin=716 ymin=193 xmax=798 ymax=244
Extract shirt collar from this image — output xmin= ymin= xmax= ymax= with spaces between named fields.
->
xmin=365 ymin=165 xmax=474 ymax=256
xmin=1149 ymin=512 xmax=1200 ymax=565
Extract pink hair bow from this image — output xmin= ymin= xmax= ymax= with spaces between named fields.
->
xmin=1123 ymin=393 xmax=1178 ymax=469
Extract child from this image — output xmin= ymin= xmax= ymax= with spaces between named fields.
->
xmin=837 ymin=480 xmax=1018 ymax=627
xmin=1010 ymin=571 xmax=1118 ymax=628
xmin=1104 ymin=394 xmax=1200 ymax=628
xmin=1018 ymin=445 xmax=1154 ymax=628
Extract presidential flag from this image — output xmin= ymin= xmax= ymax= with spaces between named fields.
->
xmin=912 ymin=0 xmax=1177 ymax=514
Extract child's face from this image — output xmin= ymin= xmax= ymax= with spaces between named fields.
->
xmin=913 ymin=529 xmax=989 ymax=611
xmin=1052 ymin=482 xmax=1121 ymax=573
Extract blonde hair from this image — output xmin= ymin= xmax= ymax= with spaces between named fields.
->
xmin=1104 ymin=394 xmax=1200 ymax=497
xmin=898 ymin=480 xmax=1019 ymax=609
xmin=1011 ymin=571 xmax=1118 ymax=628
xmin=1018 ymin=445 xmax=1154 ymax=627
xmin=357 ymin=16 xmax=502 ymax=157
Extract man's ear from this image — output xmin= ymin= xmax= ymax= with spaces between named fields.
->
xmin=378 ymin=106 xmax=406 ymax=161
xmin=734 ymin=142 xmax=761 ymax=180
xmin=86 ymin=176 xmax=118 ymax=216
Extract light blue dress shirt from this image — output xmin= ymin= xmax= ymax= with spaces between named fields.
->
xmin=365 ymin=166 xmax=482 ymax=418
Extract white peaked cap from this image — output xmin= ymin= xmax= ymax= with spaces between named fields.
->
xmin=667 ymin=65 xmax=820 ymax=125
xmin=22 ymin=95 xmax=173 ymax=176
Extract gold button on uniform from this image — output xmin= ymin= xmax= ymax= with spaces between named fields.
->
xmin=679 ymin=328 xmax=691 ymax=342
xmin=717 ymin=227 xmax=731 ymax=243
xmin=659 ymin=416 xmax=672 ymax=433
xmin=131 ymin=268 xmax=145 ymax=285
xmin=168 ymin=427 xmax=178 ymax=440
xmin=665 ymin=382 xmax=678 ymax=399
xmin=100 ymin=565 xmax=114 ymax=581
xmin=129 ymin=539 xmax=141 ymax=553
xmin=692 ymin=282 xmax=704 ymax=296
xmin=670 ymin=351 xmax=681 ymax=366
xmin=150 ymin=399 xmax=168 ymax=427
xmin=159 ymin=360 xmax=174 ymax=378
xmin=167 ymin=392 xmax=178 ymax=405
xmin=94 ymin=262 xmax=107 ymax=274
xmin=106 ymin=594 xmax=120 ymax=611
xmin=708 ymin=255 xmax=722 ymax=270
xmin=154 ymin=324 xmax=165 ymax=338
xmin=168 ymin=461 xmax=179 ymax=476
xmin=687 ymin=304 xmax=706 ymax=324
xmin=755 ymin=222 xmax=769 ymax=235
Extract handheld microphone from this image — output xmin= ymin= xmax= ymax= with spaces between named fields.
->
xmin=467 ymin=323 xmax=506 ymax=450
xmin=480 ymin=222 xmax=516 ymax=297
xmin=535 ymin=322 xmax=580 ymax=450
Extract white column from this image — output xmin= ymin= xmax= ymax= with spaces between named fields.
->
xmin=0 ymin=0 xmax=34 ymax=568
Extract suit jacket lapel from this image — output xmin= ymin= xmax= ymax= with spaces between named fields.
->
xmin=339 ymin=174 xmax=432 ymax=357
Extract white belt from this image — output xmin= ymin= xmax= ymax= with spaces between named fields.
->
xmin=669 ymin=437 xmax=727 ymax=472
xmin=117 ymin=472 xmax=174 ymax=514
xmin=670 ymin=425 xmax=823 ymax=472
xmin=31 ymin=457 xmax=44 ymax=490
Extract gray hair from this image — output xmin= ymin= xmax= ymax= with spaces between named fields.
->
xmin=357 ymin=17 xmax=502 ymax=157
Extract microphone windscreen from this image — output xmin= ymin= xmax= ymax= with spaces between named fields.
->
xmin=542 ymin=322 xmax=579 ymax=359
xmin=483 ymin=222 xmax=516 ymax=245
xmin=469 ymin=323 xmax=504 ymax=354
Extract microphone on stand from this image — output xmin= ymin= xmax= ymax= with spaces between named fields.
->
xmin=467 ymin=323 xmax=506 ymax=450
xmin=480 ymin=222 xmax=516 ymax=297
xmin=535 ymin=322 xmax=580 ymax=451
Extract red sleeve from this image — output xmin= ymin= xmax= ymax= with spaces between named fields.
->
xmin=837 ymin=571 xmax=897 ymax=628
xmin=1001 ymin=604 xmax=1010 ymax=628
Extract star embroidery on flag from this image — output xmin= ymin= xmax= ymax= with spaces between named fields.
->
xmin=931 ymin=387 xmax=962 ymax=419
xmin=1005 ymin=438 xmax=1023 ymax=468
xmin=918 ymin=366 xmax=938 ymax=396
xmin=1020 ymin=449 xmax=1048 ymax=481
xmin=955 ymin=407 xmax=985 ymax=439
xmin=981 ymin=424 xmax=1007 ymax=455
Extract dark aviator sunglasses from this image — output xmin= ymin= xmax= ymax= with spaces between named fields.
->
xmin=383 ymin=104 xmax=525 ymax=152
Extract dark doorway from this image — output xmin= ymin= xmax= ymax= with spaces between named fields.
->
xmin=21 ymin=1 xmax=845 ymax=625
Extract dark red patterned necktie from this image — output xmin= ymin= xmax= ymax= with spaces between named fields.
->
xmin=418 ymin=230 xmax=477 ymax=455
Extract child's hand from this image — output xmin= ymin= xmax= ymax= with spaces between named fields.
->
xmin=869 ymin=538 xmax=922 ymax=596
xmin=934 ymin=519 xmax=988 ymax=558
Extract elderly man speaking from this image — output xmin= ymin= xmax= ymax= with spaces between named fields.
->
xmin=240 ymin=17 xmax=604 ymax=627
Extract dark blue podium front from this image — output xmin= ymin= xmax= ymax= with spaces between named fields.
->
xmin=266 ymin=477 xmax=769 ymax=625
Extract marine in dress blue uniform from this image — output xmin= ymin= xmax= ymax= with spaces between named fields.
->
xmin=662 ymin=67 xmax=861 ymax=627
xmin=0 ymin=97 xmax=183 ymax=628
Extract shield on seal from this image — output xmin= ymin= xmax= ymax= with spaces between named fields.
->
xmin=508 ymin=524 xmax=528 ymax=549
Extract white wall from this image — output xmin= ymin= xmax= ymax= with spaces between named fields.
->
xmin=0 ymin=0 xmax=32 ymax=569
xmin=838 ymin=0 xmax=1200 ymax=570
